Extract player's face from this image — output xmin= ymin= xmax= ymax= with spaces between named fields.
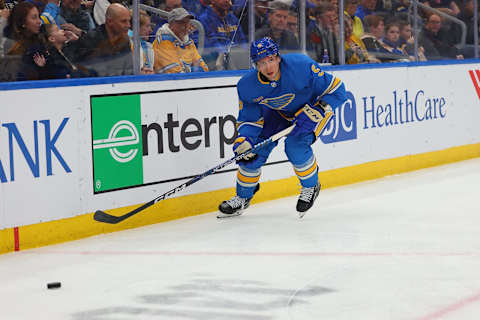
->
xmin=256 ymin=55 xmax=281 ymax=81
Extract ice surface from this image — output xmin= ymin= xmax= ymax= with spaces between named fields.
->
xmin=1 ymin=158 xmax=479 ymax=320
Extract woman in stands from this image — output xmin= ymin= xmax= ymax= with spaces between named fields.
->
xmin=0 ymin=0 xmax=9 ymax=58
xmin=4 ymin=1 xmax=43 ymax=56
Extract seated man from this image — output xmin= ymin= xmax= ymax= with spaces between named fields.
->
xmin=418 ymin=13 xmax=463 ymax=60
xmin=153 ymin=8 xmax=208 ymax=73
xmin=71 ymin=3 xmax=133 ymax=76
xmin=255 ymin=1 xmax=299 ymax=51
xmin=310 ymin=3 xmax=338 ymax=64
xmin=151 ymin=0 xmax=182 ymax=38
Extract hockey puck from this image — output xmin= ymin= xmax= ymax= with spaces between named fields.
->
xmin=47 ymin=282 xmax=61 ymax=289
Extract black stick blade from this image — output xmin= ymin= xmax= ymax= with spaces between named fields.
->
xmin=93 ymin=210 xmax=125 ymax=224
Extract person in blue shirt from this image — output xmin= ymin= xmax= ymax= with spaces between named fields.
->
xmin=218 ymin=37 xmax=347 ymax=219
xmin=198 ymin=0 xmax=247 ymax=69
xmin=355 ymin=0 xmax=376 ymax=21
xmin=182 ymin=0 xmax=209 ymax=17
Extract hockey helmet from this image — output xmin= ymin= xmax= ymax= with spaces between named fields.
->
xmin=250 ymin=37 xmax=279 ymax=64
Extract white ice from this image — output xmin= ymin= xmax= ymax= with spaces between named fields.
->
xmin=1 ymin=158 xmax=480 ymax=320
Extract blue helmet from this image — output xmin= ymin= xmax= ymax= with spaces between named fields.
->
xmin=250 ymin=37 xmax=279 ymax=64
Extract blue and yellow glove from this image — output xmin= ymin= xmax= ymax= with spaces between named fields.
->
xmin=233 ymin=136 xmax=257 ymax=163
xmin=290 ymin=103 xmax=334 ymax=137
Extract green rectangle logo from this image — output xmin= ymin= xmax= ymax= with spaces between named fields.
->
xmin=91 ymin=95 xmax=143 ymax=193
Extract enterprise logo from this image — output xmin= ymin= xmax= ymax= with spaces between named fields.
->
xmin=93 ymin=120 xmax=140 ymax=163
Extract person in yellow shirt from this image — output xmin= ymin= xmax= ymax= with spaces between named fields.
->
xmin=344 ymin=0 xmax=364 ymax=38
xmin=153 ymin=7 xmax=208 ymax=73
xmin=343 ymin=14 xmax=370 ymax=64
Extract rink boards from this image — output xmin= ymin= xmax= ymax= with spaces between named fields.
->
xmin=1 ymin=61 xmax=479 ymax=253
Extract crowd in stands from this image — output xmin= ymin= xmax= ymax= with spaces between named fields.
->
xmin=0 ymin=0 xmax=478 ymax=81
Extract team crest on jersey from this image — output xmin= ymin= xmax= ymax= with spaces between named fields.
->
xmin=259 ymin=93 xmax=295 ymax=110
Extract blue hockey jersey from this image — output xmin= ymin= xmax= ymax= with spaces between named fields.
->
xmin=236 ymin=53 xmax=346 ymax=139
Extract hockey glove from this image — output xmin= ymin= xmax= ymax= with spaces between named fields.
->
xmin=290 ymin=103 xmax=334 ymax=138
xmin=233 ymin=136 xmax=257 ymax=162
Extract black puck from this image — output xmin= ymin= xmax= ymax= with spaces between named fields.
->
xmin=47 ymin=282 xmax=61 ymax=289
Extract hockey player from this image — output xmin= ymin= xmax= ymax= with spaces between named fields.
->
xmin=218 ymin=37 xmax=347 ymax=219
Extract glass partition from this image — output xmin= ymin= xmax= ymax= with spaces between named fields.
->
xmin=0 ymin=0 xmax=478 ymax=82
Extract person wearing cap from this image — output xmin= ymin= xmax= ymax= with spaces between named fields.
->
xmin=152 ymin=7 xmax=208 ymax=73
xmin=68 ymin=3 xmax=133 ymax=76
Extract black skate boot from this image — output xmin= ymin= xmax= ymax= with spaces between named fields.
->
xmin=296 ymin=183 xmax=321 ymax=218
xmin=217 ymin=184 xmax=260 ymax=218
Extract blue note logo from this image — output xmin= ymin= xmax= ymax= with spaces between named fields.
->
xmin=319 ymin=91 xmax=357 ymax=143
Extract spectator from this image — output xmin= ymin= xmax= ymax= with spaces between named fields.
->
xmin=72 ymin=3 xmax=133 ymax=75
xmin=93 ymin=0 xmax=109 ymax=26
xmin=27 ymin=0 xmax=61 ymax=26
xmin=398 ymin=19 xmax=412 ymax=48
xmin=344 ymin=14 xmax=370 ymax=63
xmin=286 ymin=9 xmax=298 ymax=40
xmin=421 ymin=0 xmax=460 ymax=17
xmin=152 ymin=0 xmax=182 ymax=35
xmin=27 ymin=23 xmax=91 ymax=79
xmin=0 ymin=0 xmax=9 ymax=57
xmin=380 ymin=21 xmax=410 ymax=60
xmin=129 ymin=9 xmax=154 ymax=74
xmin=344 ymin=0 xmax=364 ymax=38
xmin=418 ymin=13 xmax=463 ymax=60
xmin=310 ymin=2 xmax=338 ymax=64
xmin=361 ymin=14 xmax=385 ymax=54
xmin=153 ymin=7 xmax=208 ymax=73
xmin=237 ymin=0 xmax=271 ymax=36
xmin=289 ymin=0 xmax=316 ymax=11
xmin=399 ymin=19 xmax=428 ymax=60
xmin=255 ymin=1 xmax=298 ymax=51
xmin=393 ymin=0 xmax=410 ymax=17
xmin=198 ymin=0 xmax=247 ymax=69
xmin=183 ymin=0 xmax=209 ymax=17
xmin=57 ymin=0 xmax=95 ymax=38
xmin=4 ymin=1 xmax=43 ymax=56
xmin=457 ymin=0 xmax=478 ymax=45
xmin=374 ymin=0 xmax=394 ymax=16
xmin=355 ymin=0 xmax=377 ymax=21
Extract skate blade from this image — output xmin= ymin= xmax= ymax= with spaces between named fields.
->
xmin=298 ymin=211 xmax=307 ymax=219
xmin=216 ymin=211 xmax=243 ymax=219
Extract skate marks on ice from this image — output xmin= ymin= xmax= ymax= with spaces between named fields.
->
xmin=72 ymin=274 xmax=334 ymax=320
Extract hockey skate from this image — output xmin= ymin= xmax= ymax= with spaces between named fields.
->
xmin=296 ymin=183 xmax=321 ymax=218
xmin=217 ymin=185 xmax=260 ymax=218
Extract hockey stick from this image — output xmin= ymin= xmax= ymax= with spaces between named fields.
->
xmin=93 ymin=125 xmax=295 ymax=224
